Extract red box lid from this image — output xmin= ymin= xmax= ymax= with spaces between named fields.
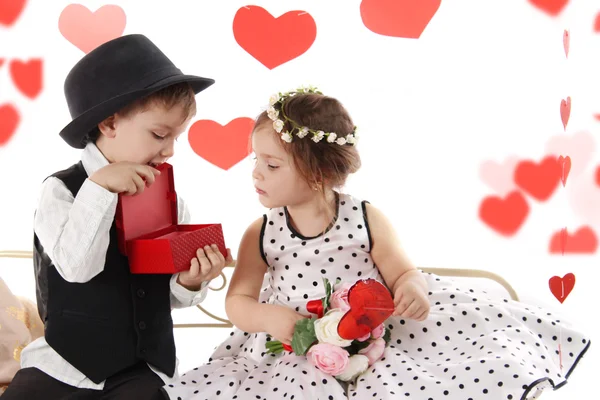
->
xmin=115 ymin=163 xmax=177 ymax=255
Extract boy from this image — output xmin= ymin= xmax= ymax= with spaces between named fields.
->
xmin=2 ymin=34 xmax=231 ymax=399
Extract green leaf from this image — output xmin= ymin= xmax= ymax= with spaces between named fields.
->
xmin=322 ymin=278 xmax=333 ymax=311
xmin=291 ymin=317 xmax=317 ymax=356
xmin=265 ymin=339 xmax=285 ymax=354
xmin=345 ymin=339 xmax=372 ymax=355
xmin=382 ymin=327 xmax=391 ymax=344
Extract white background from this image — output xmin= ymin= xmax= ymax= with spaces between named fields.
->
xmin=0 ymin=1 xmax=598 ymax=398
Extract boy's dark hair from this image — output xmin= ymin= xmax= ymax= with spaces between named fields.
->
xmin=82 ymin=82 xmax=196 ymax=145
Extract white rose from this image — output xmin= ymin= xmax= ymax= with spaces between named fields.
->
xmin=313 ymin=309 xmax=353 ymax=347
xmin=336 ymin=137 xmax=347 ymax=145
xmin=327 ymin=133 xmax=337 ymax=143
xmin=312 ymin=130 xmax=325 ymax=143
xmin=297 ymin=126 xmax=309 ymax=138
xmin=273 ymin=119 xmax=285 ymax=133
xmin=269 ymin=94 xmax=280 ymax=106
xmin=346 ymin=135 xmax=356 ymax=144
xmin=281 ymin=132 xmax=293 ymax=143
xmin=335 ymin=355 xmax=370 ymax=382
xmin=267 ymin=106 xmax=279 ymax=120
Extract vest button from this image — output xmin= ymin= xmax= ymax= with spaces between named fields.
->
xmin=137 ymin=289 xmax=146 ymax=298
xmin=138 ymin=321 xmax=147 ymax=330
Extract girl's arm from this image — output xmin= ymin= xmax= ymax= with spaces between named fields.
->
xmin=364 ymin=202 xmax=430 ymax=320
xmin=225 ymin=217 xmax=272 ymax=333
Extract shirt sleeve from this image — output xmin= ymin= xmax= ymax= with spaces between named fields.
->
xmin=33 ymin=177 xmax=117 ymax=283
xmin=169 ymin=194 xmax=210 ymax=308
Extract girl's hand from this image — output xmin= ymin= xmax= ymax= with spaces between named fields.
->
xmin=263 ymin=305 xmax=306 ymax=345
xmin=392 ymin=272 xmax=430 ymax=321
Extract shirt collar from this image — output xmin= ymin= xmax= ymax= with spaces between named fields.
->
xmin=81 ymin=142 xmax=110 ymax=177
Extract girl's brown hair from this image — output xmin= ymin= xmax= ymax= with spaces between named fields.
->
xmin=253 ymin=93 xmax=361 ymax=204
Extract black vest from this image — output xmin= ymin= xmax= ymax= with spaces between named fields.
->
xmin=33 ymin=161 xmax=176 ymax=384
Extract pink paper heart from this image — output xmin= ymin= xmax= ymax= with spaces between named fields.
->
xmin=560 ymin=97 xmax=571 ymax=130
xmin=567 ymin=169 xmax=600 ymax=228
xmin=563 ymin=29 xmax=569 ymax=58
xmin=545 ymin=131 xmax=595 ymax=180
xmin=557 ymin=155 xmax=571 ymax=187
xmin=58 ymin=4 xmax=126 ymax=54
xmin=479 ymin=156 xmax=519 ymax=195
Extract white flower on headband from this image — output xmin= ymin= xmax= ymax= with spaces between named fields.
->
xmin=269 ymin=94 xmax=280 ymax=106
xmin=267 ymin=106 xmax=279 ymax=121
xmin=266 ymin=85 xmax=357 ymax=146
xmin=312 ymin=130 xmax=325 ymax=143
xmin=273 ymin=119 xmax=285 ymax=133
xmin=297 ymin=126 xmax=309 ymax=138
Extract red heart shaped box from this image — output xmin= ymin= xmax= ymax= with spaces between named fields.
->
xmin=115 ymin=162 xmax=227 ymax=274
xmin=337 ymin=279 xmax=395 ymax=340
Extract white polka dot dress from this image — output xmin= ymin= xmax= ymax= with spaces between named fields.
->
xmin=163 ymin=192 xmax=590 ymax=400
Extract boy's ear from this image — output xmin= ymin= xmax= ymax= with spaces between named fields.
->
xmin=98 ymin=115 xmax=117 ymax=138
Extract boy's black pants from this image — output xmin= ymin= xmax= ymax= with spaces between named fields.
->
xmin=2 ymin=362 xmax=167 ymax=399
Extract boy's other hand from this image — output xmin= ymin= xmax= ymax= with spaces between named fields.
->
xmin=177 ymin=245 xmax=233 ymax=291
xmin=89 ymin=162 xmax=161 ymax=195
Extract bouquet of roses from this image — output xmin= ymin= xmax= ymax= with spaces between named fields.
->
xmin=266 ymin=278 xmax=395 ymax=382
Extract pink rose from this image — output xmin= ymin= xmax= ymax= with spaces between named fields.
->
xmin=358 ymin=338 xmax=386 ymax=366
xmin=307 ymin=343 xmax=350 ymax=376
xmin=356 ymin=331 xmax=371 ymax=342
xmin=330 ymin=282 xmax=353 ymax=312
xmin=371 ymin=323 xmax=385 ymax=339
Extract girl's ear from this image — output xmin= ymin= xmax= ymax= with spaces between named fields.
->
xmin=98 ymin=114 xmax=117 ymax=138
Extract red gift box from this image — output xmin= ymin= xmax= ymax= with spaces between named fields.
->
xmin=115 ymin=162 xmax=227 ymax=274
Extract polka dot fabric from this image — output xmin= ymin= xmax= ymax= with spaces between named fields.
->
xmin=163 ymin=193 xmax=590 ymax=400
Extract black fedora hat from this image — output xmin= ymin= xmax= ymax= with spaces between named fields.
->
xmin=59 ymin=34 xmax=215 ymax=149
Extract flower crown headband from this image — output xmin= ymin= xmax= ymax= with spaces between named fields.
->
xmin=267 ymin=85 xmax=358 ymax=146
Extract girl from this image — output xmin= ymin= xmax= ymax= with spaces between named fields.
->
xmin=161 ymin=86 xmax=590 ymax=400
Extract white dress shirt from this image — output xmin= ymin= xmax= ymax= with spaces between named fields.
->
xmin=20 ymin=142 xmax=208 ymax=389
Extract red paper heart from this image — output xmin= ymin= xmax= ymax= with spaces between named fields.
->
xmin=188 ymin=117 xmax=254 ymax=170
xmin=0 ymin=58 xmax=4 ymax=68
xmin=0 ymin=0 xmax=27 ymax=26
xmin=233 ymin=5 xmax=316 ymax=69
xmin=549 ymin=226 xmax=598 ymax=254
xmin=549 ymin=273 xmax=575 ymax=303
xmin=9 ymin=58 xmax=43 ymax=99
xmin=594 ymin=12 xmax=600 ymax=32
xmin=514 ymin=156 xmax=561 ymax=201
xmin=595 ymin=166 xmax=600 ymax=186
xmin=337 ymin=279 xmax=394 ymax=340
xmin=478 ymin=191 xmax=529 ymax=236
xmin=528 ymin=0 xmax=569 ymax=16
xmin=560 ymin=96 xmax=571 ymax=131
xmin=563 ymin=29 xmax=569 ymax=58
xmin=557 ymin=155 xmax=571 ymax=187
xmin=360 ymin=0 xmax=441 ymax=39
xmin=58 ymin=4 xmax=126 ymax=54
xmin=0 ymin=104 xmax=21 ymax=146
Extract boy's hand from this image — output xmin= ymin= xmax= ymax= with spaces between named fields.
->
xmin=177 ymin=245 xmax=233 ymax=291
xmin=89 ymin=162 xmax=161 ymax=195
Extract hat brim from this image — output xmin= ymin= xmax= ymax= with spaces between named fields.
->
xmin=59 ymin=75 xmax=215 ymax=149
